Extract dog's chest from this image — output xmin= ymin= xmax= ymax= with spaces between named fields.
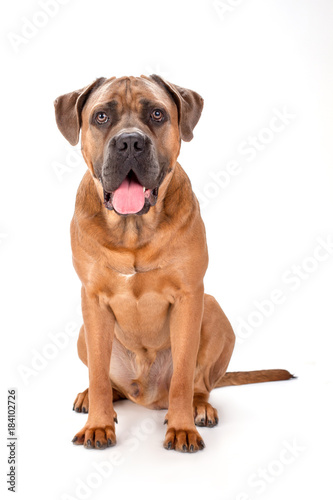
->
xmin=100 ymin=266 xmax=174 ymax=350
xmin=100 ymin=268 xmax=174 ymax=408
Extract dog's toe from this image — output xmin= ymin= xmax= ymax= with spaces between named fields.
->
xmin=73 ymin=388 xmax=89 ymax=413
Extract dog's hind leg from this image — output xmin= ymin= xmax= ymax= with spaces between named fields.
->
xmin=193 ymin=294 xmax=235 ymax=427
xmin=73 ymin=386 xmax=126 ymax=413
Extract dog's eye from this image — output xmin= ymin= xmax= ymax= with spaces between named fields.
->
xmin=151 ymin=109 xmax=164 ymax=122
xmin=95 ymin=112 xmax=109 ymax=124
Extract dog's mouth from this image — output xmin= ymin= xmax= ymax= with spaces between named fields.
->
xmin=103 ymin=171 xmax=159 ymax=216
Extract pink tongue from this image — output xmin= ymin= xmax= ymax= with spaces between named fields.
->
xmin=112 ymin=176 xmax=145 ymax=214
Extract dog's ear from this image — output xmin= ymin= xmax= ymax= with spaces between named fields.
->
xmin=54 ymin=77 xmax=106 ymax=146
xmin=148 ymin=74 xmax=204 ymax=142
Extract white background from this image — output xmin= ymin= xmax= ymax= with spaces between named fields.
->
xmin=1 ymin=0 xmax=333 ymax=499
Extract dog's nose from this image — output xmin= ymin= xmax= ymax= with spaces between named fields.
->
xmin=115 ymin=132 xmax=145 ymax=155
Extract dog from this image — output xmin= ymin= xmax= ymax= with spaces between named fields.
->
xmin=54 ymin=75 xmax=293 ymax=453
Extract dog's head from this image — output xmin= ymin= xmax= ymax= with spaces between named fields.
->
xmin=54 ymin=75 xmax=203 ymax=216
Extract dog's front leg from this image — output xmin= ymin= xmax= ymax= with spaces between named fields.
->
xmin=164 ymin=287 xmax=205 ymax=452
xmin=72 ymin=288 xmax=116 ymax=449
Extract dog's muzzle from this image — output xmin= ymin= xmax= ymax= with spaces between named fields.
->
xmin=102 ymin=131 xmax=160 ymax=216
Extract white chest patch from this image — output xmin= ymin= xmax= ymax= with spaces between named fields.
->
xmin=119 ymin=272 xmax=136 ymax=279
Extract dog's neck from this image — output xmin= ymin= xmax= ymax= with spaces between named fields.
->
xmin=75 ymin=162 xmax=196 ymax=250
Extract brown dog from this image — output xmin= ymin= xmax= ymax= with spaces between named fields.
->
xmin=54 ymin=75 xmax=293 ymax=453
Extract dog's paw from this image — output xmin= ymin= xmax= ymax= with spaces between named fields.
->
xmin=72 ymin=423 xmax=116 ymax=449
xmin=163 ymin=426 xmax=205 ymax=453
xmin=193 ymin=401 xmax=219 ymax=427
xmin=73 ymin=388 xmax=89 ymax=413
xmin=73 ymin=388 xmax=122 ymax=418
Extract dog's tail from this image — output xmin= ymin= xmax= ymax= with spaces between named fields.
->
xmin=214 ymin=369 xmax=296 ymax=388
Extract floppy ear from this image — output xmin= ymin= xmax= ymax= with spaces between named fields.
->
xmin=149 ymin=74 xmax=204 ymax=142
xmin=54 ymin=77 xmax=106 ymax=146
